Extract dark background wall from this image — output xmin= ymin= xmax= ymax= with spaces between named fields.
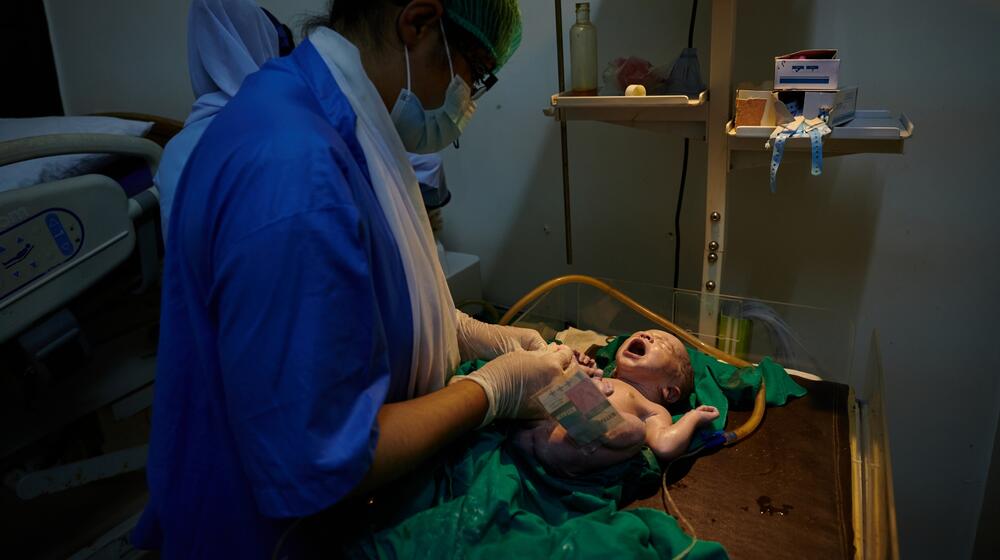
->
xmin=1 ymin=0 xmax=63 ymax=117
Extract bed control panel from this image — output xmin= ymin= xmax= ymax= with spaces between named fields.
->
xmin=0 ymin=209 xmax=84 ymax=301
xmin=0 ymin=167 xmax=138 ymax=345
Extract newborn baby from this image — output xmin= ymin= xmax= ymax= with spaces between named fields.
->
xmin=513 ymin=330 xmax=719 ymax=476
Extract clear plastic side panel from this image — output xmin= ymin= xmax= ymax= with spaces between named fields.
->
xmin=511 ymin=277 xmax=854 ymax=381
xmin=859 ymin=331 xmax=899 ymax=559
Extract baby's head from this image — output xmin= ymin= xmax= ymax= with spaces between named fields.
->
xmin=614 ymin=330 xmax=693 ymax=407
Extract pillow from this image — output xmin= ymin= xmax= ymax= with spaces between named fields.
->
xmin=0 ymin=116 xmax=154 ymax=193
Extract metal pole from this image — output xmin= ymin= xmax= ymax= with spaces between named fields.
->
xmin=698 ymin=0 xmax=736 ymax=342
xmin=555 ymin=0 xmax=573 ymax=264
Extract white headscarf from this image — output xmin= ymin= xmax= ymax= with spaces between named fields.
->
xmin=185 ymin=0 xmax=278 ymax=126
xmin=309 ymin=28 xmax=461 ymax=398
xmin=156 ymin=0 xmax=279 ymax=240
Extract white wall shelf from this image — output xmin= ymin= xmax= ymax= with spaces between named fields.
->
xmin=547 ymin=90 xmax=708 ymax=136
xmin=728 ymin=111 xmax=914 ymax=169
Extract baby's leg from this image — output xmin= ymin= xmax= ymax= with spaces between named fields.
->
xmin=517 ymin=379 xmax=650 ymax=476
xmin=510 ymin=422 xmax=543 ymax=457
xmin=533 ymin=415 xmax=647 ymax=476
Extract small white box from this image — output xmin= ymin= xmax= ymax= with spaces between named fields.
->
xmin=774 ymin=49 xmax=840 ymax=91
xmin=827 ymin=86 xmax=858 ymax=125
xmin=779 ymin=86 xmax=858 ymax=125
xmin=800 ymin=91 xmax=836 ymax=118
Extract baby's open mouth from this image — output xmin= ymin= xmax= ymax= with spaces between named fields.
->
xmin=624 ymin=338 xmax=646 ymax=358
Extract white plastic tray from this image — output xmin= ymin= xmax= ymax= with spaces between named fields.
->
xmin=551 ymin=89 xmax=707 ymax=108
xmin=728 ymin=110 xmax=913 ymax=140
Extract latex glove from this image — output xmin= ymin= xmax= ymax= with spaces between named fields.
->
xmin=542 ymin=343 xmax=604 ymax=379
xmin=455 ymin=311 xmax=547 ymax=361
xmin=452 ymin=345 xmax=576 ymax=426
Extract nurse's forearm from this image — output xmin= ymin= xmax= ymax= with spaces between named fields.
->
xmin=350 ymin=381 xmax=488 ymax=496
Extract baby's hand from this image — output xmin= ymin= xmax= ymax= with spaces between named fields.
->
xmin=574 ymin=350 xmax=597 ymax=369
xmin=590 ymin=377 xmax=614 ymax=396
xmin=573 ymin=350 xmax=603 ymax=378
xmin=690 ymin=405 xmax=720 ymax=425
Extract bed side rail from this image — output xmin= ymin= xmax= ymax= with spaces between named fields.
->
xmin=0 ymin=134 xmax=163 ymax=343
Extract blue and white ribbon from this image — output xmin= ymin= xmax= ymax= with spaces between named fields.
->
xmin=764 ymin=116 xmax=831 ymax=192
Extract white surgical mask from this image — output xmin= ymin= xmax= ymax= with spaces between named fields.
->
xmin=390 ymin=21 xmax=476 ymax=154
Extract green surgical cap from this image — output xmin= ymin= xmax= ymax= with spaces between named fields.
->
xmin=445 ymin=0 xmax=523 ymax=71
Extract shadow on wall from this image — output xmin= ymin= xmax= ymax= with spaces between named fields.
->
xmin=731 ymin=0 xmax=817 ymax=88
xmin=571 ymin=0 xmax=711 ymax=292
xmin=441 ymin=0 xmax=715 ymax=305
xmin=441 ymin=0 xmax=885 ymax=324
xmin=535 ymin=0 xmax=711 ymax=290
xmin=722 ymin=0 xmax=885 ymax=333
xmin=726 ymin=158 xmax=885 ymax=314
xmin=484 ymin=120 xmax=573 ymax=295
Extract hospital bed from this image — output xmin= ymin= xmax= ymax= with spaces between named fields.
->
xmin=502 ymin=276 xmax=898 ymax=559
xmin=0 ymin=116 xmax=178 ymax=558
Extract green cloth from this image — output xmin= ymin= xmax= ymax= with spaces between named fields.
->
xmin=352 ymin=430 xmax=727 ymax=559
xmin=352 ymin=341 xmax=805 ymax=558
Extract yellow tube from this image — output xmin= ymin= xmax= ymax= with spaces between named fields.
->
xmin=499 ymin=274 xmax=765 ymax=445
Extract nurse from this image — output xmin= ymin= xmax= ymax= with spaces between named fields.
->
xmin=155 ymin=0 xmax=291 ymax=240
xmin=136 ymin=1 xmax=580 ymax=557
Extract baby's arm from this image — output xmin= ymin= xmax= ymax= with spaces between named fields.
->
xmin=637 ymin=402 xmax=719 ymax=462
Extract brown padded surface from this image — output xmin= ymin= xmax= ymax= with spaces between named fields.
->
xmin=626 ymin=379 xmax=855 ymax=559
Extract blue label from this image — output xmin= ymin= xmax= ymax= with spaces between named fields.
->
xmin=57 ymin=237 xmax=74 ymax=256
xmin=0 ymin=208 xmax=84 ymax=301
xmin=779 ymin=77 xmax=830 ymax=84
xmin=46 ymin=213 xmax=74 ymax=256
xmin=46 ymin=213 xmax=66 ymax=237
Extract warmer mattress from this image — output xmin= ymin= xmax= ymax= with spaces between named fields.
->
xmin=628 ymin=378 xmax=855 ymax=558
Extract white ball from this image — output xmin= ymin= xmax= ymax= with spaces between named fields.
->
xmin=625 ymin=84 xmax=647 ymax=97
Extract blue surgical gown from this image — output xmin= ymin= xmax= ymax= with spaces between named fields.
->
xmin=153 ymin=117 xmax=212 ymax=240
xmin=134 ymin=39 xmax=414 ymax=558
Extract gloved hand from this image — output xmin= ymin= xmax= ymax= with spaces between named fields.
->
xmin=452 ymin=344 xmax=576 ymax=426
xmin=455 ymin=311 xmax=547 ymax=361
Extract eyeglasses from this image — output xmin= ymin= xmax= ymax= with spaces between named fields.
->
xmin=470 ymin=64 xmax=498 ymax=101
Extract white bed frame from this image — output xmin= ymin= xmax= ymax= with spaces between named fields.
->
xmin=0 ymin=133 xmax=163 ymax=559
